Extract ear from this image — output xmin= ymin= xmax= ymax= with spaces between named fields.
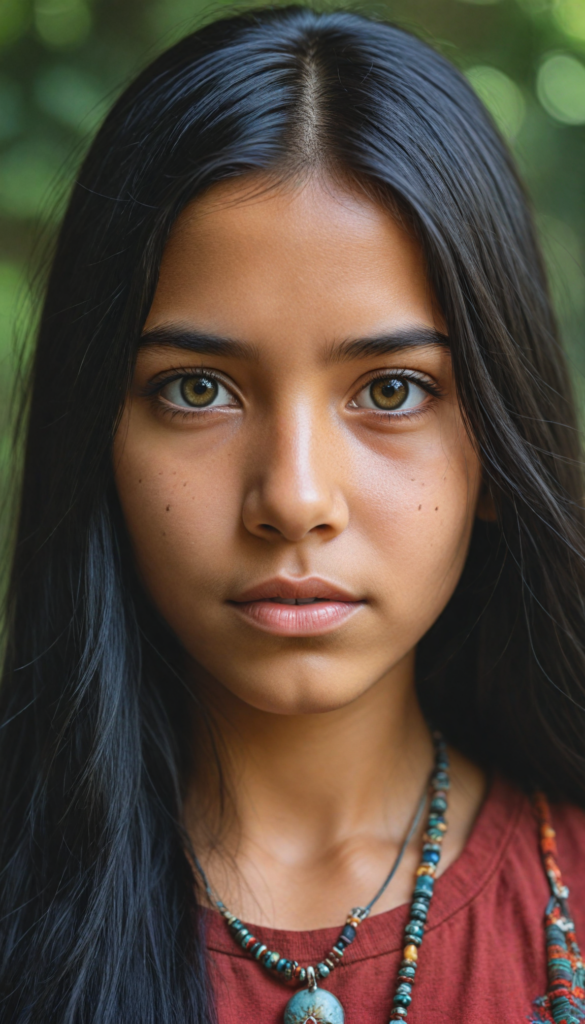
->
xmin=475 ymin=474 xmax=497 ymax=523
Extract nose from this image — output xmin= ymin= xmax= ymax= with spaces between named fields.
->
xmin=241 ymin=404 xmax=349 ymax=543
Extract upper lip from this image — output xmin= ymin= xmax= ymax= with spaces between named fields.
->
xmin=233 ymin=576 xmax=361 ymax=603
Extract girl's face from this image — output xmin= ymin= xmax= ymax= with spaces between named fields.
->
xmin=114 ymin=177 xmax=482 ymax=714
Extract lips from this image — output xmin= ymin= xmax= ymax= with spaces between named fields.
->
xmin=229 ymin=577 xmax=364 ymax=637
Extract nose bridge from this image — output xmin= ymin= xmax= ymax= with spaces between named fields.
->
xmin=279 ymin=398 xmax=320 ymax=497
xmin=242 ymin=394 xmax=347 ymax=542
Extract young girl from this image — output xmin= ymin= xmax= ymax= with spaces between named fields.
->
xmin=1 ymin=7 xmax=584 ymax=1024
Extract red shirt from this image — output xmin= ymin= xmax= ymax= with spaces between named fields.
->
xmin=205 ymin=776 xmax=585 ymax=1023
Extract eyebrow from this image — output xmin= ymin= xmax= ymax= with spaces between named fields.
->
xmin=139 ymin=324 xmax=448 ymax=361
xmin=139 ymin=326 xmax=259 ymax=360
xmin=331 ymin=326 xmax=449 ymax=362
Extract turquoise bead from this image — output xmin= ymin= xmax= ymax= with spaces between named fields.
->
xmin=414 ymin=876 xmax=434 ymax=895
xmin=393 ymin=993 xmax=412 ymax=1007
xmin=433 ymin=772 xmax=450 ymax=789
xmin=430 ymin=796 xmax=447 ymax=813
xmin=399 ymin=965 xmax=416 ymax=979
xmin=422 ymin=850 xmax=440 ymax=864
xmin=410 ymin=905 xmax=428 ymax=921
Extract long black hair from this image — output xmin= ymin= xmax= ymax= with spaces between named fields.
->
xmin=1 ymin=6 xmax=584 ymax=1022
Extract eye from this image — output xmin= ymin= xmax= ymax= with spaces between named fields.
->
xmin=159 ymin=374 xmax=235 ymax=409
xmin=353 ymin=375 xmax=428 ymax=413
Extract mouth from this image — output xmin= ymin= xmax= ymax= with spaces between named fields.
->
xmin=229 ymin=577 xmax=365 ymax=637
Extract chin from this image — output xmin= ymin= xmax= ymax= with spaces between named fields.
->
xmin=227 ymin=673 xmax=370 ymax=716
xmin=187 ymin=646 xmax=391 ymax=717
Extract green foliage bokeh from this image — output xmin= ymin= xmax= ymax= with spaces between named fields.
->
xmin=0 ymin=0 xmax=584 ymax=506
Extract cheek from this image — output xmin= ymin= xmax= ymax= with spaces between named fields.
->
xmin=113 ymin=421 xmax=243 ymax=611
xmin=352 ymin=426 xmax=480 ymax=612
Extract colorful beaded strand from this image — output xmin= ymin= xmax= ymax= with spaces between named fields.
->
xmin=531 ymin=793 xmax=585 ymax=1024
xmin=389 ymin=735 xmax=449 ymax=1022
xmin=216 ymin=901 xmax=370 ymax=985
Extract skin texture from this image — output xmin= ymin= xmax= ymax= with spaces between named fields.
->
xmin=114 ymin=175 xmax=486 ymax=928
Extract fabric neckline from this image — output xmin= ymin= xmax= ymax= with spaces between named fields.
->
xmin=205 ymin=774 xmax=526 ymax=964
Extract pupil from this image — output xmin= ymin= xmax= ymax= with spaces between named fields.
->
xmin=181 ymin=376 xmax=218 ymax=407
xmin=371 ymin=378 xmax=408 ymax=409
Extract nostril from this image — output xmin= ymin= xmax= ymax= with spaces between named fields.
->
xmin=260 ymin=524 xmax=279 ymax=533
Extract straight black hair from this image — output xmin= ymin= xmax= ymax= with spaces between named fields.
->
xmin=1 ymin=6 xmax=584 ymax=1022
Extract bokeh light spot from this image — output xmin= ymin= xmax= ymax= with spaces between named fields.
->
xmin=466 ymin=65 xmax=526 ymax=138
xmin=34 ymin=0 xmax=91 ymax=49
xmin=554 ymin=0 xmax=585 ymax=43
xmin=537 ymin=53 xmax=585 ymax=125
xmin=0 ymin=0 xmax=30 ymax=49
xmin=516 ymin=0 xmax=555 ymax=12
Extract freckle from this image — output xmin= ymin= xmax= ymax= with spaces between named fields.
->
xmin=162 ymin=531 xmax=166 ymax=536
xmin=166 ymin=505 xmax=170 ymax=511
xmin=183 ymin=482 xmax=187 ymax=486
xmin=138 ymin=478 xmax=142 ymax=483
xmin=418 ymin=505 xmax=422 ymax=510
xmin=435 ymin=506 xmax=439 ymax=511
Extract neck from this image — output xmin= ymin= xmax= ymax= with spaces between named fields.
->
xmin=210 ymin=652 xmax=430 ymax=831
xmin=185 ymin=654 xmax=484 ymax=930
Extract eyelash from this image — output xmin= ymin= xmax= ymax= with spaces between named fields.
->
xmin=140 ymin=367 xmax=443 ymax=418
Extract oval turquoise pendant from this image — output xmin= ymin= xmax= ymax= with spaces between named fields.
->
xmin=284 ymin=985 xmax=344 ymax=1024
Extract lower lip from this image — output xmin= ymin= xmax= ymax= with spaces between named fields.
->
xmin=231 ymin=600 xmax=363 ymax=637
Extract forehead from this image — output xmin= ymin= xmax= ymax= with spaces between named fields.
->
xmin=145 ymin=175 xmax=440 ymax=345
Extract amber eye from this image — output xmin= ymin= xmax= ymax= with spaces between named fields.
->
xmin=353 ymin=375 xmax=427 ymax=413
xmin=180 ymin=376 xmax=218 ymax=407
xmin=158 ymin=374 xmax=235 ymax=410
xmin=370 ymin=378 xmax=408 ymax=409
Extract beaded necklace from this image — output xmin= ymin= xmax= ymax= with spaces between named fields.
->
xmin=195 ymin=733 xmax=450 ymax=1024
xmin=531 ymin=793 xmax=585 ymax=1024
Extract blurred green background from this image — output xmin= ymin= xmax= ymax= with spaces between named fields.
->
xmin=0 ymin=0 xmax=584 ymax=483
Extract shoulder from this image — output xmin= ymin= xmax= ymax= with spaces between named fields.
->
xmin=500 ymin=784 xmax=585 ymax=933
xmin=550 ymin=799 xmax=585 ymax=865
xmin=465 ymin=776 xmax=585 ymax=916
xmin=549 ymin=798 xmax=585 ymax=918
